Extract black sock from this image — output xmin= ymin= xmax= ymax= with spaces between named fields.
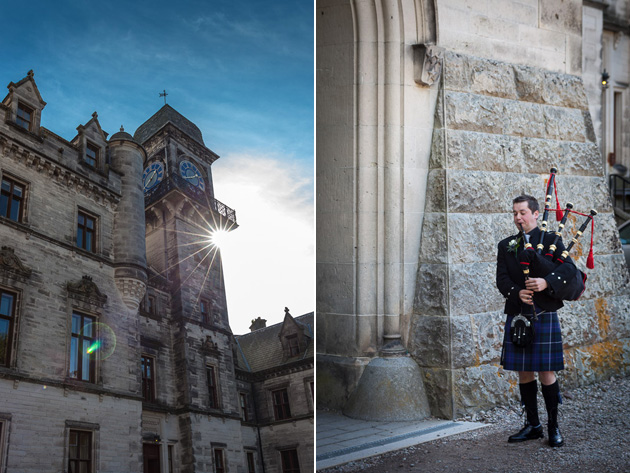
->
xmin=541 ymin=380 xmax=561 ymax=426
xmin=519 ymin=380 xmax=540 ymax=426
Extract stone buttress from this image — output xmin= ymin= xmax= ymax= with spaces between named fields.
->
xmin=410 ymin=51 xmax=630 ymax=418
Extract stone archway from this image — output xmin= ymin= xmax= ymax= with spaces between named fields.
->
xmin=316 ymin=0 xmax=440 ymax=418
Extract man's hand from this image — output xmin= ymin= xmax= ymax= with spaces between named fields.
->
xmin=525 ymin=277 xmax=548 ymax=292
xmin=519 ymin=289 xmax=534 ymax=305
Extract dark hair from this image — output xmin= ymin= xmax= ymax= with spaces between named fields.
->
xmin=513 ymin=194 xmax=539 ymax=213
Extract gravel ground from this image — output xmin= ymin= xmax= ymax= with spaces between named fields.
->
xmin=320 ymin=375 xmax=630 ymax=473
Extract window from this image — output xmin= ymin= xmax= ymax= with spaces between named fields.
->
xmin=614 ymin=91 xmax=623 ymax=165
xmin=239 ymin=392 xmax=249 ymax=422
xmin=141 ymin=295 xmax=156 ymax=315
xmin=68 ymin=430 xmax=92 ymax=473
xmin=85 ymin=142 xmax=99 ymax=168
xmin=69 ymin=312 xmax=96 ymax=382
xmin=142 ymin=356 xmax=155 ymax=402
xmin=214 ymin=448 xmax=225 ymax=473
xmin=272 ymin=389 xmax=291 ymax=421
xmin=280 ymin=449 xmax=300 ymax=473
xmin=0 ymin=421 xmax=4 ymax=472
xmin=207 ymin=365 xmax=218 ymax=408
xmin=287 ymin=335 xmax=300 ymax=357
xmin=147 ymin=295 xmax=156 ymax=315
xmin=16 ymin=102 xmax=34 ymax=131
xmin=246 ymin=452 xmax=256 ymax=473
xmin=77 ymin=211 xmax=96 ymax=252
xmin=0 ymin=290 xmax=16 ymax=367
xmin=0 ymin=176 xmax=25 ymax=222
xmin=168 ymin=445 xmax=174 ymax=473
xmin=200 ymin=299 xmax=210 ymax=324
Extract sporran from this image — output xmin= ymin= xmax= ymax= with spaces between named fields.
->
xmin=510 ymin=314 xmax=534 ymax=348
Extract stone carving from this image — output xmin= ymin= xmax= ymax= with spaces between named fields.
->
xmin=202 ymin=335 xmax=219 ymax=353
xmin=114 ymin=277 xmax=146 ymax=311
xmin=0 ymin=246 xmax=32 ymax=277
xmin=67 ymin=275 xmax=107 ymax=306
xmin=413 ymin=44 xmax=444 ymax=86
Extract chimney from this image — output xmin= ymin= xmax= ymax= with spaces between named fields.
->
xmin=249 ymin=317 xmax=267 ymax=332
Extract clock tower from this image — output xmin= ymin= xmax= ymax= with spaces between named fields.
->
xmin=135 ymin=104 xmax=237 ymax=329
xmin=133 ymin=105 xmax=244 ymax=472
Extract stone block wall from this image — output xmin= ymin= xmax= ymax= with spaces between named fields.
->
xmin=410 ymin=51 xmax=630 ymax=418
xmin=0 ymin=381 xmax=142 ymax=473
xmin=437 ymin=0 xmax=583 ymax=75
xmin=247 ymin=366 xmax=314 ymax=472
xmin=582 ymin=5 xmax=603 ymax=149
xmin=183 ymin=415 xmax=254 ymax=473
xmin=258 ymin=420 xmax=314 ymax=473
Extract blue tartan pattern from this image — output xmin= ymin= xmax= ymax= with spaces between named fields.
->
xmin=501 ymin=311 xmax=565 ymax=372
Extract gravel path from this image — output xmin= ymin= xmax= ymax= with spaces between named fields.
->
xmin=320 ymin=376 xmax=630 ymax=473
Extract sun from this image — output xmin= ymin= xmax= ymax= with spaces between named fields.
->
xmin=210 ymin=229 xmax=230 ymax=248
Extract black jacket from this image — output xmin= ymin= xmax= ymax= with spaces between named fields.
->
xmin=496 ymin=227 xmax=579 ymax=315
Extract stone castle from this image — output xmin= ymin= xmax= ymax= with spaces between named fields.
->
xmin=0 ymin=71 xmax=313 ymax=472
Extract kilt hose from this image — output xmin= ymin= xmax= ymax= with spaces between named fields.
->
xmin=501 ymin=311 xmax=565 ymax=372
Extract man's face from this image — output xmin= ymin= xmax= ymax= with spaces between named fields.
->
xmin=513 ymin=201 xmax=539 ymax=233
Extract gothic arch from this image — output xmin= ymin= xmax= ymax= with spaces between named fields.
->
xmin=317 ymin=0 xmax=438 ymax=357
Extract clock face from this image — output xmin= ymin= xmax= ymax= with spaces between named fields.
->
xmin=142 ymin=161 xmax=165 ymax=193
xmin=179 ymin=159 xmax=206 ymax=191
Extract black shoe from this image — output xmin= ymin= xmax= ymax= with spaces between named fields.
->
xmin=508 ymin=424 xmax=544 ymax=443
xmin=548 ymin=425 xmax=564 ymax=447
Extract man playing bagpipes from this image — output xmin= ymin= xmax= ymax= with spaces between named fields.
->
xmin=496 ymin=179 xmax=596 ymax=448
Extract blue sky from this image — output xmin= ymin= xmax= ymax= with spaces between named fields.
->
xmin=1 ymin=0 xmax=314 ymax=334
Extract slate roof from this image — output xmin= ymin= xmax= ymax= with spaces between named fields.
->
xmin=133 ymin=104 xmax=204 ymax=146
xmin=235 ymin=312 xmax=314 ymax=373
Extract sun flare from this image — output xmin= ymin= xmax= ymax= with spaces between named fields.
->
xmin=210 ymin=229 xmax=230 ymax=248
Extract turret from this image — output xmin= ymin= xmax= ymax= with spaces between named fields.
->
xmin=109 ymin=127 xmax=147 ymax=310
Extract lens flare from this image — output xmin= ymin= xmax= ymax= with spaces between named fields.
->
xmin=86 ymin=340 xmax=101 ymax=354
xmin=83 ymin=323 xmax=117 ymax=360
xmin=210 ymin=229 xmax=230 ymax=248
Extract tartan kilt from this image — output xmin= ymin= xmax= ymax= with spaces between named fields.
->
xmin=501 ymin=311 xmax=565 ymax=372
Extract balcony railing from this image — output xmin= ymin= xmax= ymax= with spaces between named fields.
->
xmin=145 ymin=175 xmax=237 ymax=225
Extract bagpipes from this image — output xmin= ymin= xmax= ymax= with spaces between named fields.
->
xmin=517 ymin=167 xmax=596 ymax=302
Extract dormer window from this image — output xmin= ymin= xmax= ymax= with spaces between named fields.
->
xmin=287 ymin=334 xmax=300 ymax=357
xmin=85 ymin=142 xmax=100 ymax=167
xmin=16 ymin=102 xmax=34 ymax=131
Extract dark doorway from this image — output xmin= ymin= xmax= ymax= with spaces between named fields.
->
xmin=143 ymin=443 xmax=161 ymax=473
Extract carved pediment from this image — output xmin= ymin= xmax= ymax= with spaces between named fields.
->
xmin=67 ymin=275 xmax=107 ymax=306
xmin=0 ymin=246 xmax=32 ymax=278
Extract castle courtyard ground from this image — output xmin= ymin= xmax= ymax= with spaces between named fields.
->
xmin=318 ymin=375 xmax=630 ymax=472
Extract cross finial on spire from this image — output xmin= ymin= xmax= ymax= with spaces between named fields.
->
xmin=159 ymin=89 xmax=168 ymax=105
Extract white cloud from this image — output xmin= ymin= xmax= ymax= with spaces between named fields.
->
xmin=212 ymin=153 xmax=314 ymax=335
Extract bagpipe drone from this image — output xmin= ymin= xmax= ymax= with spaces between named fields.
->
xmin=518 ymin=167 xmax=596 ymax=302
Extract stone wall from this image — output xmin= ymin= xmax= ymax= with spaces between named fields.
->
xmin=582 ymin=5 xmax=604 ymax=151
xmin=410 ymin=51 xmax=630 ymax=418
xmin=258 ymin=420 xmax=314 ymax=473
xmin=251 ymin=366 xmax=314 ymax=473
xmin=0 ymin=356 xmax=143 ymax=473
xmin=437 ymin=0 xmax=582 ymax=75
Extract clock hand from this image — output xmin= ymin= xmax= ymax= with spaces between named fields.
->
xmin=183 ymin=173 xmax=202 ymax=180
xmin=144 ymin=170 xmax=157 ymax=188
